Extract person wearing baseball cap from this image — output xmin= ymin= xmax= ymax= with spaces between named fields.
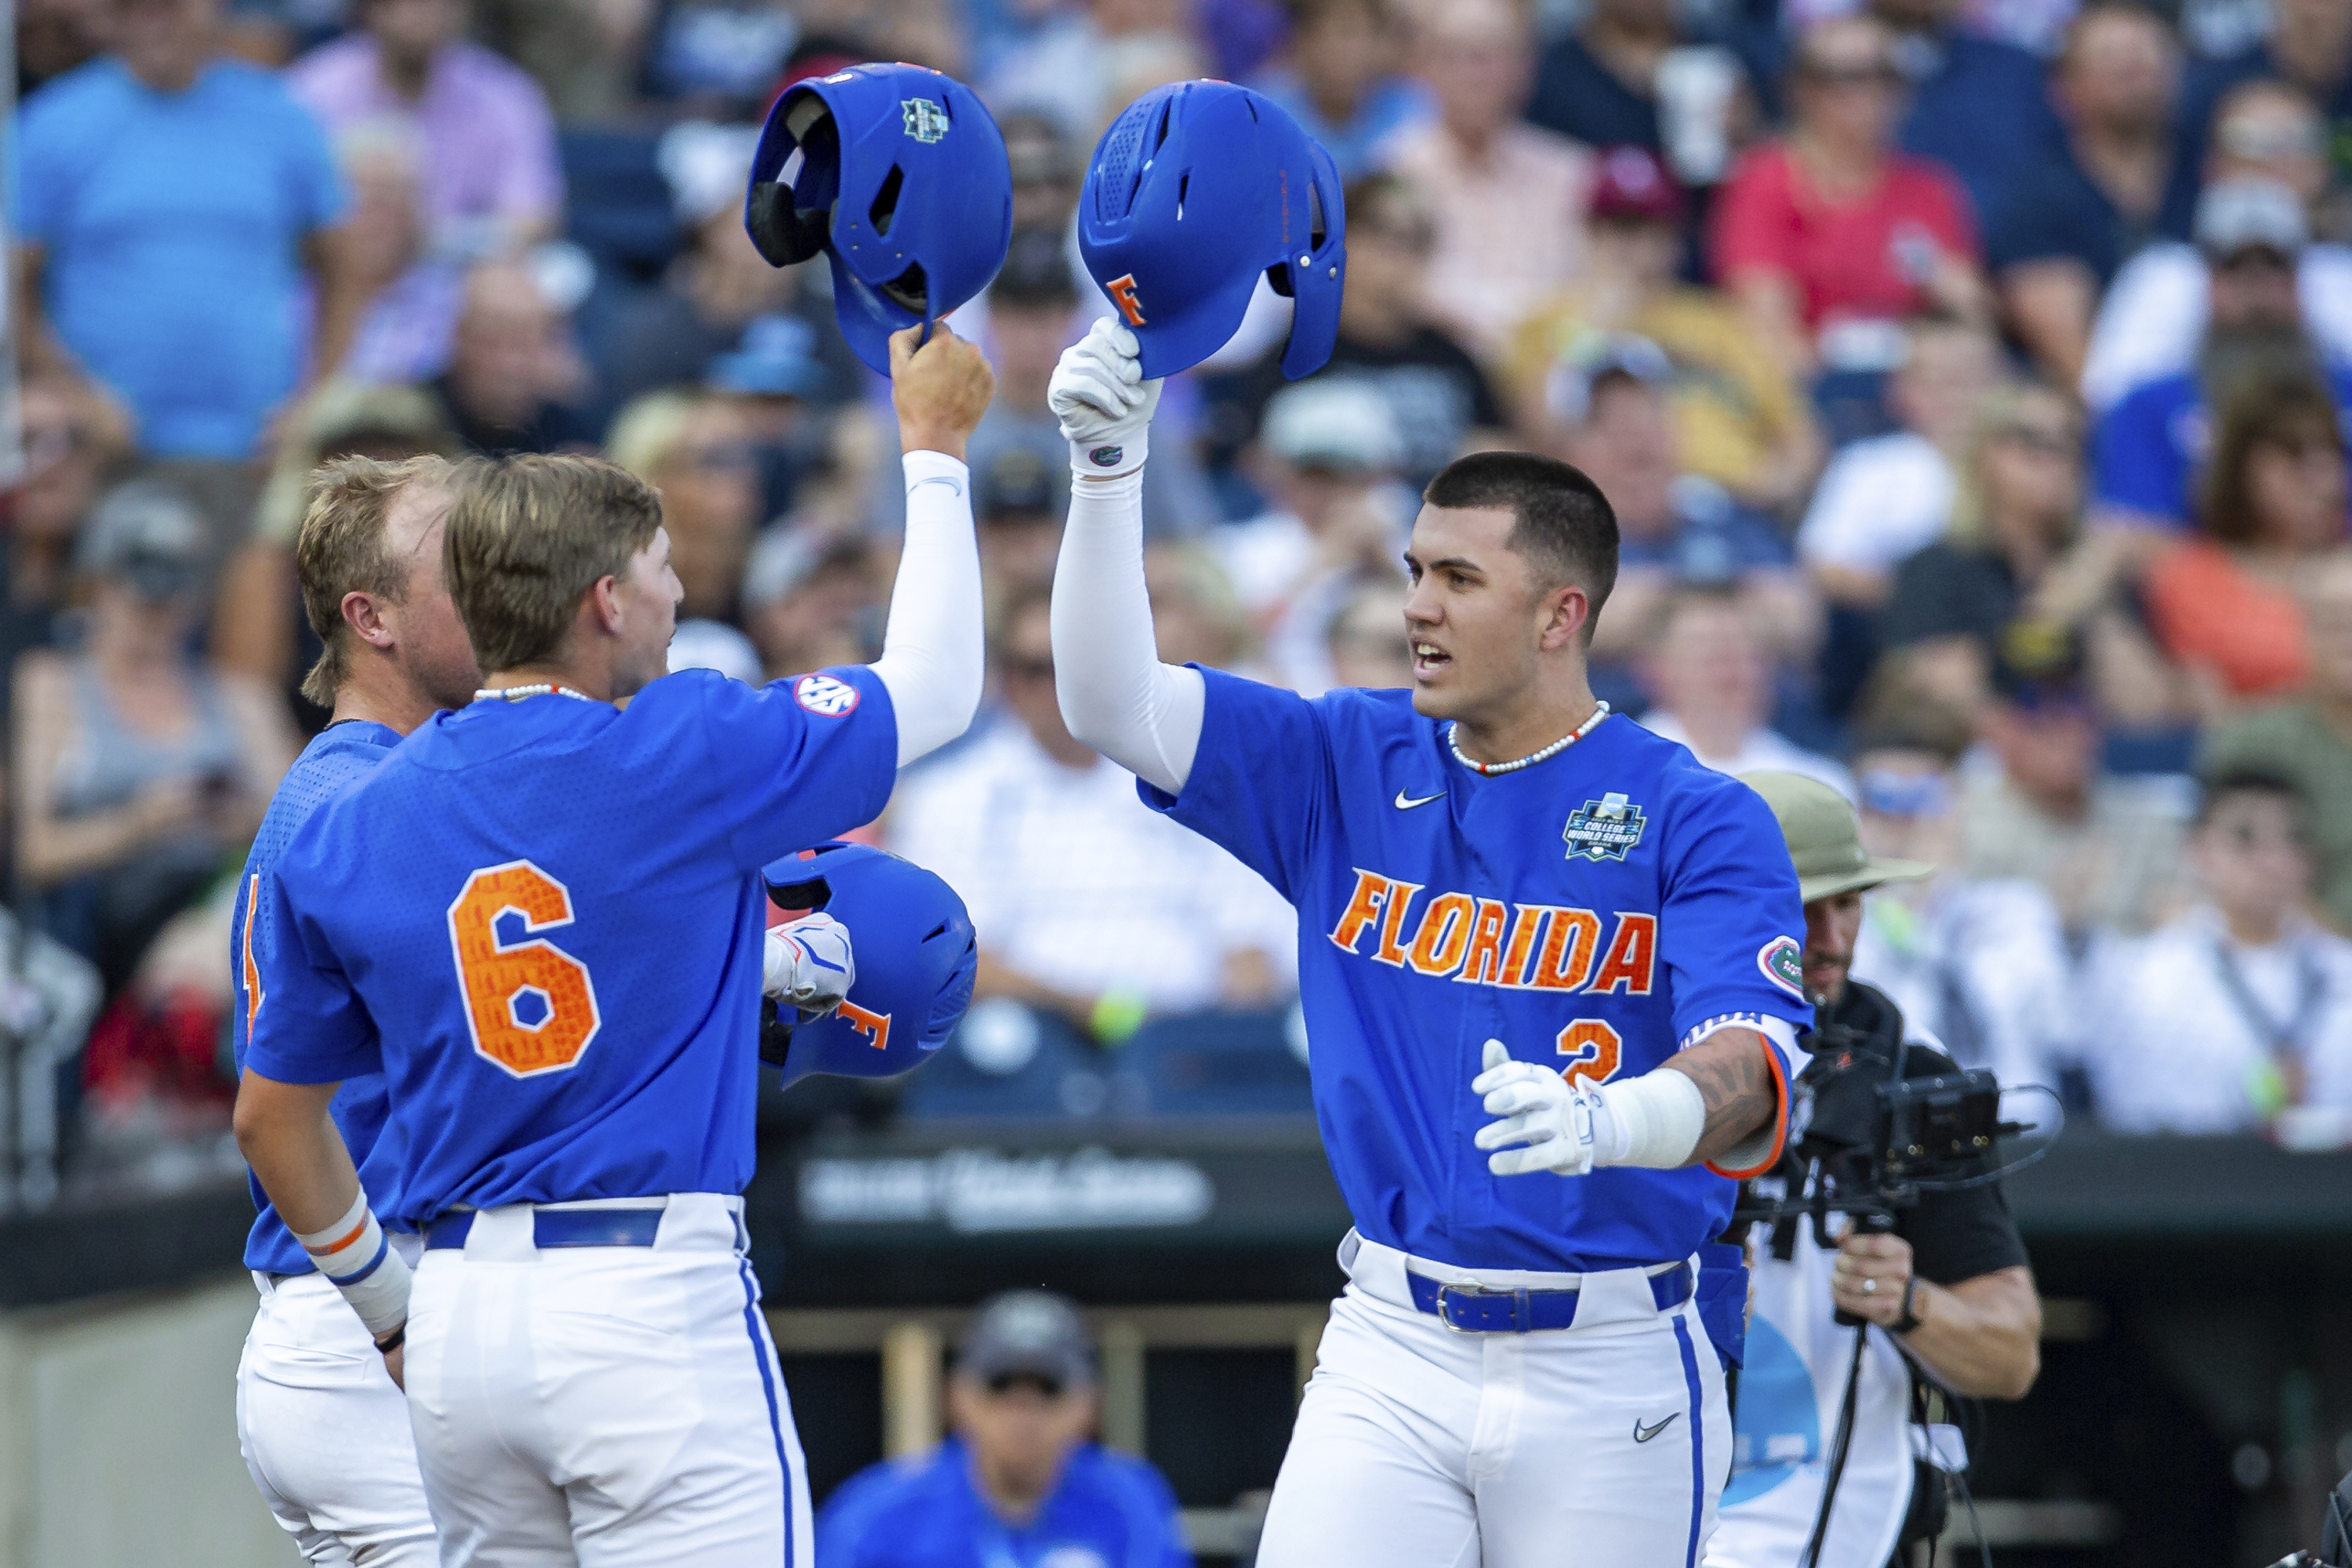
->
xmin=816 ymin=1291 xmax=1195 ymax=1567
xmin=1506 ymin=144 xmax=1819 ymax=510
xmin=1706 ymin=771 xmax=2041 ymax=1568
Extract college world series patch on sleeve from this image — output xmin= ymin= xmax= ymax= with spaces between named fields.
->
xmin=793 ymin=673 xmax=862 ymax=717
xmin=1562 ymin=793 xmax=1646 ymax=862
xmin=1758 ymin=935 xmax=1805 ymax=997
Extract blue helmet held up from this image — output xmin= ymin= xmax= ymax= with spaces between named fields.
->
xmin=760 ymin=840 xmax=977 ymax=1090
xmin=1077 ymin=80 xmax=1346 ymax=381
xmin=744 ymin=63 xmax=1014 ymax=374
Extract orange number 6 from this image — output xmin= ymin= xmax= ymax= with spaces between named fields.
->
xmin=1555 ymin=1019 xmax=1622 ymax=1087
xmin=448 ymin=861 xmax=602 ymax=1077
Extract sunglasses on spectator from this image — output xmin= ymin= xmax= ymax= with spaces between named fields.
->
xmin=1858 ymin=769 xmax=1951 ymax=819
xmin=1801 ymin=60 xmax=1900 ymax=87
xmin=1001 ymin=653 xmax=1055 ymax=681
xmin=983 ymin=1372 xmax=1067 ymax=1399
xmin=1991 ymin=423 xmax=2079 ymax=457
xmin=681 ymin=441 xmax=762 ymax=474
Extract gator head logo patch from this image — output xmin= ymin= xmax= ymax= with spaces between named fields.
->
xmin=902 ymin=97 xmax=950 ymax=143
xmin=1562 ymin=793 xmax=1645 ymax=862
xmin=1759 ymin=935 xmax=1805 ymax=998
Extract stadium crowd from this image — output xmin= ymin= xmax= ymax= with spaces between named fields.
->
xmin=7 ymin=0 xmax=2352 ymax=1207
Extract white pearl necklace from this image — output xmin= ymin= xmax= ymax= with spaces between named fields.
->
xmin=473 ymin=684 xmax=598 ymax=704
xmin=1446 ymin=702 xmax=1611 ymax=777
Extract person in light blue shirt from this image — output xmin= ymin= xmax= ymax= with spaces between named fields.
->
xmin=818 ymin=1292 xmax=1194 ymax=1568
xmin=13 ymin=0 xmax=364 ymax=460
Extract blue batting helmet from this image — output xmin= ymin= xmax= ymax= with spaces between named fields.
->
xmin=1076 ymin=80 xmax=1346 ymax=381
xmin=744 ymin=63 xmax=1014 ymax=374
xmin=760 ymin=840 xmax=978 ymax=1090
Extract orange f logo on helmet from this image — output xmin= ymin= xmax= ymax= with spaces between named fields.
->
xmin=1106 ymin=273 xmax=1148 ymax=328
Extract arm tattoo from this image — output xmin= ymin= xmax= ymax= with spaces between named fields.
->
xmin=1661 ymin=1029 xmax=1778 ymax=1166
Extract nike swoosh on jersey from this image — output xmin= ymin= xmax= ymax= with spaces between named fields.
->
xmin=1393 ymin=789 xmax=1445 ymax=810
xmin=1634 ymin=1414 xmax=1680 ymax=1443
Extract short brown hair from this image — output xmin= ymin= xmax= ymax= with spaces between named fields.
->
xmin=296 ymin=454 xmax=454 ymax=708
xmin=2198 ymin=369 xmax=2341 ymax=546
xmin=444 ymin=454 xmax=665 ymax=674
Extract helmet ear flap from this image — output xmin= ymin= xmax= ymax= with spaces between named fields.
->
xmin=745 ymin=94 xmax=841 ymax=268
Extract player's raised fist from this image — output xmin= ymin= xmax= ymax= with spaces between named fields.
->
xmin=1051 ymin=318 xmax=1161 ymax=480
xmin=891 ymin=321 xmax=995 ymax=463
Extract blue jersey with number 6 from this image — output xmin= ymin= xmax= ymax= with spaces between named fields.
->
xmin=244 ymin=669 xmax=896 ymax=1225
xmin=1142 ymin=670 xmax=1812 ymax=1273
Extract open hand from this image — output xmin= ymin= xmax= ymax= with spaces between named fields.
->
xmin=1472 ymin=1039 xmax=1600 ymax=1178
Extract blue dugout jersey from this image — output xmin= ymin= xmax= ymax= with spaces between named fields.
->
xmin=816 ymin=1437 xmax=1192 ymax=1568
xmin=230 ymin=720 xmax=406 ymax=1274
xmin=1145 ymin=670 xmax=1812 ymax=1273
xmin=244 ymin=669 xmax=895 ymax=1225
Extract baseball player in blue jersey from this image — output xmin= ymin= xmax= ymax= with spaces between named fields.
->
xmin=232 ymin=322 xmax=995 ymax=1566
xmin=1044 ymin=321 xmax=1812 ymax=1567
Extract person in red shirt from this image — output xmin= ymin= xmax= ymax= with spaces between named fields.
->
xmin=1711 ymin=15 xmax=1991 ymax=380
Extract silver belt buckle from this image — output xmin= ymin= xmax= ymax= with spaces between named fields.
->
xmin=1434 ymin=1281 xmax=1514 ymax=1333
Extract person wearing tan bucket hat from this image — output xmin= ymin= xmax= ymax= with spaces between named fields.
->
xmin=1705 ymin=771 xmax=2042 ymax=1568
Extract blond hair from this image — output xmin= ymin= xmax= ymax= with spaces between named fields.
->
xmin=605 ymin=390 xmax=702 ymax=482
xmin=444 ymin=454 xmax=665 ymax=674
xmin=296 ymin=454 xmax=455 ymax=708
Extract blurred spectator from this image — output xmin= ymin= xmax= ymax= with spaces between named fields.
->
xmin=430 ymin=258 xmax=595 ymax=454
xmin=1552 ymin=336 xmax=1817 ymax=686
xmin=285 ymin=0 xmax=561 ymax=383
xmin=1001 ymin=112 xmax=1083 ymax=230
xmin=1798 ymin=314 xmax=1997 ymax=608
xmin=0 ymin=905 xmax=104 ymax=1212
xmin=596 ymin=122 xmax=858 ymax=421
xmin=1960 ymin=622 xmax=2190 ymax=935
xmin=4 ymin=374 xmax=133 ymax=702
xmin=1510 ymin=146 xmax=1820 ymax=510
xmin=18 ymin=0 xmax=106 ymax=94
xmin=740 ymin=526 xmax=878 ymax=681
xmin=2142 ymin=370 xmax=2350 ymax=713
xmin=1991 ymin=4 xmax=2189 ymax=390
xmin=818 ymin=1291 xmax=1193 ymax=1568
xmin=1325 ymin=578 xmax=1412 ymax=690
xmin=985 ymin=0 xmax=1206 ymax=141
xmin=211 ymin=379 xmax=462 ymax=717
xmin=710 ymin=314 xmax=838 ymax=525
xmin=1712 ymin=16 xmax=1987 ymax=380
xmin=2201 ymin=554 xmax=2352 ymax=932
xmin=975 ymin=447 xmax=1064 ymax=610
xmin=470 ymin=0 xmax=652 ymax=121
xmin=1846 ymin=704 xmax=2077 ymax=1091
xmin=608 ymin=390 xmax=762 ymax=622
xmin=1250 ymin=0 xmax=1432 ymax=180
xmin=888 ymin=590 xmax=1294 ymax=1036
xmin=13 ymin=0 xmax=362 ymax=474
xmin=1879 ymin=380 xmax=2170 ymax=721
xmin=1145 ymin=539 xmax=1260 ymax=675
xmin=2081 ymin=768 xmax=2352 ymax=1134
xmin=1381 ymin=0 xmax=1593 ymax=359
xmin=893 ymin=227 xmax=1214 ymax=537
xmin=1216 ymin=379 xmax=1407 ymax=697
xmin=665 ymin=618 xmax=763 ymax=682
xmin=1872 ymin=0 xmax=2069 ymax=238
xmin=1525 ymin=0 xmax=1759 ymax=180
xmin=1639 ymin=585 xmax=1853 ymax=796
xmin=2173 ymin=0 xmax=2352 ymax=241
xmin=2082 ymin=83 xmax=2352 ymax=415
xmin=12 ymin=485 xmax=297 ymax=996
xmin=1217 ymin=174 xmax=1505 ymax=494
xmin=641 ymin=0 xmax=800 ymax=111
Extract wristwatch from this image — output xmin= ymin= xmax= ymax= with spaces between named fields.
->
xmin=1892 ymin=1277 xmax=1925 ymax=1334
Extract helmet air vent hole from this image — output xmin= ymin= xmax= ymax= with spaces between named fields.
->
xmin=869 ymin=165 xmax=906 ymax=238
xmin=1177 ymin=172 xmax=1189 ymax=220
xmin=877 ymin=260 xmax=929 ymax=315
xmin=1307 ymin=180 xmax=1326 ymax=250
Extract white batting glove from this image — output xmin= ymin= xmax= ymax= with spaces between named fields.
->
xmin=1050 ymin=317 xmax=1160 ymax=480
xmin=1472 ymin=1039 xmax=1622 ymax=1178
xmin=765 ymin=913 xmax=855 ymax=1017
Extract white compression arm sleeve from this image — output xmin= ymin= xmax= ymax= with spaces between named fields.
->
xmin=869 ymin=451 xmax=986 ymax=768
xmin=1048 ymin=471 xmax=1205 ymax=796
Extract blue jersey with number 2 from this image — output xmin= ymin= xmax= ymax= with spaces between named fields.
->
xmin=1145 ymin=670 xmax=1812 ymax=1273
xmin=245 ymin=669 xmax=896 ymax=1227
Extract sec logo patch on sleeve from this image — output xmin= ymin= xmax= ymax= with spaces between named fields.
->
xmin=1759 ymin=935 xmax=1805 ymax=997
xmin=793 ymin=673 xmax=862 ymax=717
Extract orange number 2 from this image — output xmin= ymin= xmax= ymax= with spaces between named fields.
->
xmin=448 ymin=861 xmax=603 ymax=1077
xmin=1555 ymin=1019 xmax=1622 ymax=1087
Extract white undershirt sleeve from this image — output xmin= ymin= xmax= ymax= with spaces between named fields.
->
xmin=1048 ymin=470 xmax=1206 ymax=796
xmin=869 ymin=451 xmax=986 ymax=768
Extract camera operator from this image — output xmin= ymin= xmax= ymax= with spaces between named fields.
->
xmin=1707 ymin=773 xmax=2043 ymax=1568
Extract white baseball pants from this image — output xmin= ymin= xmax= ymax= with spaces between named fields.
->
xmin=1256 ymin=1233 xmax=1731 ymax=1568
xmin=403 ymin=1193 xmax=813 ymax=1567
xmin=238 ymin=1258 xmax=440 ymax=1566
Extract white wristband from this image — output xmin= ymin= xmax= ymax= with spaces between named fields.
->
xmin=1592 ymin=1070 xmax=1708 ymax=1170
xmin=295 ymin=1191 xmax=412 ymax=1338
xmin=1069 ymin=426 xmax=1148 ymax=481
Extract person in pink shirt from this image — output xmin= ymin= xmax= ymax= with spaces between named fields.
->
xmin=1711 ymin=14 xmax=1990 ymax=380
xmin=286 ymin=0 xmax=562 ymax=383
xmin=1381 ymin=0 xmax=1594 ymax=361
